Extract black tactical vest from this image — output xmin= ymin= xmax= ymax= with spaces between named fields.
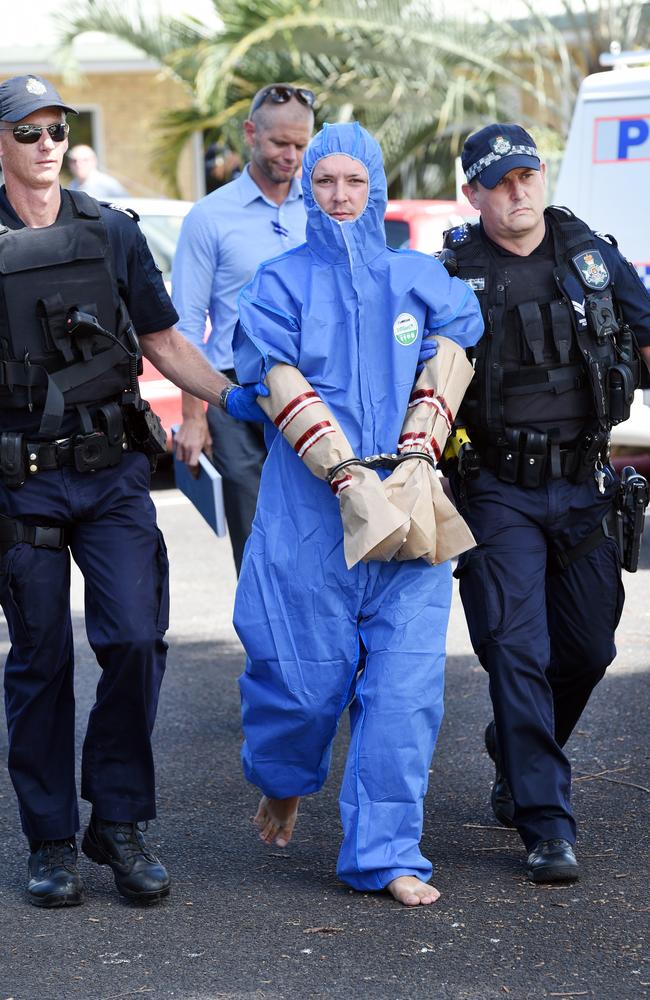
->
xmin=443 ymin=207 xmax=639 ymax=457
xmin=0 ymin=190 xmax=138 ymax=438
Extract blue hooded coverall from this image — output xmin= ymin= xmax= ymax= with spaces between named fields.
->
xmin=233 ymin=123 xmax=483 ymax=890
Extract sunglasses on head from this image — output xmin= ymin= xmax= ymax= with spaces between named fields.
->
xmin=0 ymin=122 xmax=69 ymax=144
xmin=251 ymin=85 xmax=316 ymax=115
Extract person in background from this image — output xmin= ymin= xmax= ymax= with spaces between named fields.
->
xmin=67 ymin=143 xmax=127 ymax=199
xmin=204 ymin=141 xmax=242 ymax=193
xmin=172 ymin=84 xmax=315 ymax=574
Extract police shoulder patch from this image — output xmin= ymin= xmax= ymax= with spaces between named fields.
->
xmin=447 ymin=224 xmax=471 ymax=247
xmin=572 ymin=249 xmax=610 ymax=290
xmin=104 ymin=202 xmax=140 ymax=222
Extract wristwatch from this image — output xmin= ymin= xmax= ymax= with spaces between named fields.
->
xmin=219 ymin=383 xmax=235 ymax=411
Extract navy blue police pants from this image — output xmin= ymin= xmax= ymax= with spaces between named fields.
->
xmin=0 ymin=452 xmax=169 ymax=843
xmin=452 ymin=467 xmax=624 ymax=850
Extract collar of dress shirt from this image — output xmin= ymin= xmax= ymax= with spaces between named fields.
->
xmin=239 ymin=163 xmax=303 ymax=207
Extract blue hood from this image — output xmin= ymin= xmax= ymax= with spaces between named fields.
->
xmin=301 ymin=122 xmax=387 ymax=266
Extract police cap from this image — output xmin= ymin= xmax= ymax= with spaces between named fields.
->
xmin=0 ymin=75 xmax=77 ymax=122
xmin=461 ymin=123 xmax=540 ymax=189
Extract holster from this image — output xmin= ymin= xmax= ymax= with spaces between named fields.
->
xmin=497 ymin=429 xmax=523 ymax=484
xmin=0 ymin=432 xmax=26 ymax=488
xmin=519 ymin=430 xmax=547 ymax=488
xmin=122 ymin=398 xmax=168 ymax=469
xmin=614 ymin=466 xmax=649 ymax=572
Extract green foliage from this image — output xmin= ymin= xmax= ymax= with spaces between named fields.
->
xmin=58 ymin=0 xmax=647 ymax=197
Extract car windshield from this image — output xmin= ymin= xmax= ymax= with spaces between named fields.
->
xmin=136 ymin=215 xmax=186 ymax=283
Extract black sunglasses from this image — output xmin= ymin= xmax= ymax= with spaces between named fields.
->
xmin=0 ymin=122 xmax=69 ymax=145
xmin=251 ymin=85 xmax=316 ymax=115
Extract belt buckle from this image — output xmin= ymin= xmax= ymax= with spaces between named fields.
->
xmin=32 ymin=525 xmax=66 ymax=550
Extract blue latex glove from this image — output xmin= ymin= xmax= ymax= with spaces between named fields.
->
xmin=416 ymin=337 xmax=438 ymax=374
xmin=224 ymin=380 xmax=270 ymax=422
xmin=419 ymin=336 xmax=439 ymax=363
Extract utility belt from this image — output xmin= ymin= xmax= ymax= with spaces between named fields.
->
xmin=477 ymin=428 xmax=610 ymax=488
xmin=0 ymin=397 xmax=167 ymax=488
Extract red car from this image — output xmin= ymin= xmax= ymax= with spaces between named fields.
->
xmin=385 ymin=199 xmax=478 ymax=254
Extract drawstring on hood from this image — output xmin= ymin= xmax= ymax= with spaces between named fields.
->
xmin=302 ymin=122 xmax=387 ymax=267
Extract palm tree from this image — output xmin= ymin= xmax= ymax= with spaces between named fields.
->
xmin=525 ymin=0 xmax=650 ymax=78
xmin=57 ymin=0 xmax=575 ymax=196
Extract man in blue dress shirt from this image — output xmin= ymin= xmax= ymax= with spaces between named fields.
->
xmin=172 ymin=84 xmax=315 ymax=572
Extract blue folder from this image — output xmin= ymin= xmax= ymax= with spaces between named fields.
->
xmin=171 ymin=427 xmax=226 ymax=537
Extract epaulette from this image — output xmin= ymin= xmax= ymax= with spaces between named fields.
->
xmin=547 ymin=204 xmax=575 ymax=218
xmin=594 ymin=231 xmax=618 ymax=247
xmin=102 ymin=202 xmax=140 ymax=223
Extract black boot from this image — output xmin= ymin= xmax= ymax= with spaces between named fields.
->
xmin=484 ymin=721 xmax=516 ymax=828
xmin=82 ymin=816 xmax=170 ymax=902
xmin=27 ymin=839 xmax=83 ymax=908
xmin=527 ymin=839 xmax=580 ymax=883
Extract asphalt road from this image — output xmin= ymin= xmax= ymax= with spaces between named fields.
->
xmin=1 ymin=470 xmax=648 ymax=1000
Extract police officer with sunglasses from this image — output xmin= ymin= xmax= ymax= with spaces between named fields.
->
xmin=0 ymin=74 xmax=266 ymax=908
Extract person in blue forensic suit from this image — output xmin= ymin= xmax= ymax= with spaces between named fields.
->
xmin=443 ymin=123 xmax=650 ymax=884
xmin=0 ymin=73 xmax=265 ymax=909
xmin=232 ymin=122 xmax=483 ymax=907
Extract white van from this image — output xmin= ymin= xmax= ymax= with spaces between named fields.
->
xmin=554 ymin=63 xmax=650 ymax=452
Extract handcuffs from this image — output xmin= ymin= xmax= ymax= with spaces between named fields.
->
xmin=326 ymin=451 xmax=435 ymax=485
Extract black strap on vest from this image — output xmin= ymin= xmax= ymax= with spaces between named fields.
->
xmin=502 ymin=363 xmax=584 ymax=396
xmin=548 ymin=301 xmax=571 ymax=363
xmin=66 ymin=189 xmax=102 ymax=220
xmin=517 ymin=302 xmax=545 ymax=364
xmin=546 ymin=205 xmax=598 ymax=255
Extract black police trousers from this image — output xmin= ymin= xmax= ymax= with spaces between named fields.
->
xmin=0 ymin=452 xmax=169 ymax=842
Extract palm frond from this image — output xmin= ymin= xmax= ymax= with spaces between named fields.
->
xmin=56 ymin=0 xmax=648 ymax=196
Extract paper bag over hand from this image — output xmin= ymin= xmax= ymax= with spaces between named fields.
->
xmin=260 ymin=364 xmax=410 ymax=568
xmin=378 ymin=336 xmax=477 ymax=565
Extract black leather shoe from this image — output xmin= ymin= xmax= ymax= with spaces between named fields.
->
xmin=82 ymin=817 xmax=170 ymax=903
xmin=27 ymin=839 xmax=83 ymax=908
xmin=484 ymin=721 xmax=516 ymax=828
xmin=527 ymin=838 xmax=580 ymax=883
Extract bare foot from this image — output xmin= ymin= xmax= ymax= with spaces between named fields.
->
xmin=386 ymin=876 xmax=441 ymax=907
xmin=253 ymin=795 xmax=300 ymax=848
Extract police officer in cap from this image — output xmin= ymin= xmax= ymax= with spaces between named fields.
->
xmin=442 ymin=123 xmax=650 ymax=883
xmin=0 ymin=74 xmax=266 ymax=908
